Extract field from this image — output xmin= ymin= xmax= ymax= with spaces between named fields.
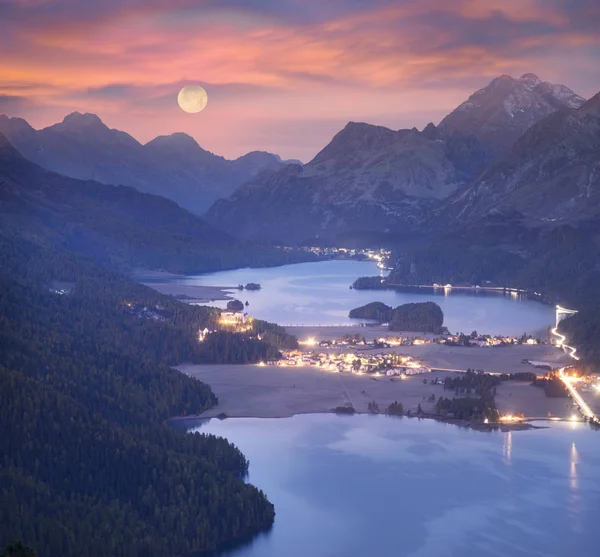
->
xmin=179 ymin=339 xmax=575 ymax=420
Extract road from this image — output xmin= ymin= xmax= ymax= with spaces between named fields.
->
xmin=551 ymin=321 xmax=598 ymax=422
xmin=385 ymin=282 xmax=526 ymax=294
xmin=558 ymin=367 xmax=597 ymax=421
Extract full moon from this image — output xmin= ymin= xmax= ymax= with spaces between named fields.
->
xmin=177 ymin=85 xmax=208 ymax=113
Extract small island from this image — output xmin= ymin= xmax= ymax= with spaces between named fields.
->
xmin=349 ymin=301 xmax=444 ymax=333
xmin=237 ymin=283 xmax=262 ymax=290
xmin=226 ymin=299 xmax=245 ymax=312
xmin=349 ymin=301 xmax=392 ymax=321
xmin=245 ymin=282 xmax=262 ymax=290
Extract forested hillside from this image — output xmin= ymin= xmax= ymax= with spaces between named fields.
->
xmin=0 ymin=235 xmax=278 ymax=556
xmin=0 ymin=133 xmax=319 ymax=274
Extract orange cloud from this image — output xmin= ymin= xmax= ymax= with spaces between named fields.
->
xmin=1 ymin=0 xmax=598 ymax=159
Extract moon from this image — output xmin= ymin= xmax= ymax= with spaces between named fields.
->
xmin=177 ymin=85 xmax=208 ymax=113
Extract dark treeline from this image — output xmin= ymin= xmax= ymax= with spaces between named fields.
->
xmin=252 ymin=319 xmax=299 ymax=350
xmin=0 ymin=235 xmax=276 ymax=556
xmin=1 ymin=541 xmax=36 ymax=557
xmin=349 ymin=301 xmax=443 ymax=333
xmin=349 ymin=301 xmax=393 ymax=321
xmin=437 ymin=371 xmax=501 ymax=421
xmin=197 ymin=331 xmax=281 ymax=364
xmin=435 ymin=395 xmax=500 ymax=421
xmin=0 ymin=237 xmax=297 ymax=365
xmin=389 ymin=302 xmax=443 ymax=333
xmin=533 ymin=376 xmax=569 ymax=397
xmin=351 ymin=276 xmax=388 ymax=289
xmin=443 ymin=371 xmax=501 ymax=394
xmin=386 ymin=401 xmax=405 ymax=416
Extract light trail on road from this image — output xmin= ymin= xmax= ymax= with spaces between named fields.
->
xmin=551 ymin=326 xmax=579 ymax=360
xmin=550 ymin=308 xmax=597 ymax=422
xmin=558 ymin=367 xmax=597 ymax=421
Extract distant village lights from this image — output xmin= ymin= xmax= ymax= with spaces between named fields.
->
xmin=300 ymin=337 xmax=317 ymax=346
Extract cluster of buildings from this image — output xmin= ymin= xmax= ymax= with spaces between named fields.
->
xmin=289 ymin=246 xmax=392 ymax=268
xmin=198 ymin=312 xmax=255 ymax=342
xmin=217 ymin=311 xmax=253 ymax=333
xmin=438 ymin=333 xmax=541 ymax=347
xmin=261 ymin=350 xmax=430 ymax=376
xmin=310 ymin=336 xmax=430 ymax=349
xmin=123 ymin=301 xmax=166 ymax=322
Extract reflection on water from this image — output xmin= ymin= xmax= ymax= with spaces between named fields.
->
xmin=165 ymin=260 xmax=555 ymax=334
xmin=570 ymin=442 xmax=579 ymax=490
xmin=188 ymin=415 xmax=600 ymax=557
xmin=503 ymin=431 xmax=512 ymax=466
xmin=568 ymin=442 xmax=582 ymax=534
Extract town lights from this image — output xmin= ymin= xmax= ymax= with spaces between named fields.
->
xmin=299 ymin=337 xmax=317 ymax=346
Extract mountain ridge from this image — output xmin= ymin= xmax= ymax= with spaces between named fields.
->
xmin=440 ymin=89 xmax=600 ymax=227
xmin=0 ymin=112 xmax=295 ymax=214
xmin=206 ymin=73 xmax=586 ymax=244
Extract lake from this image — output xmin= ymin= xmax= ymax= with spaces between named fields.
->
xmin=188 ymin=415 xmax=600 ymax=557
xmin=160 ymin=260 xmax=555 ymax=335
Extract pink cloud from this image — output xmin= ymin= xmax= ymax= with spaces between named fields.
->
xmin=1 ymin=0 xmax=598 ymax=159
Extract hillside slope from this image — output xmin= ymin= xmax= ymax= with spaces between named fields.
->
xmin=0 ymin=112 xmax=293 ymax=214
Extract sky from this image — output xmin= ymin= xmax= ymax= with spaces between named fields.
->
xmin=1 ymin=0 xmax=599 ymax=161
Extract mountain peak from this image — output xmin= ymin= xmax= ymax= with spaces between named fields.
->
xmin=147 ymin=132 xmax=200 ymax=149
xmin=438 ymin=73 xmax=585 ymax=155
xmin=339 ymin=121 xmax=395 ymax=137
xmin=519 ymin=72 xmax=541 ymax=84
xmin=0 ymin=114 xmax=35 ymax=133
xmin=61 ymin=112 xmax=105 ymax=128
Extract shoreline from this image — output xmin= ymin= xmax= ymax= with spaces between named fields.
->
xmin=177 ymin=345 xmax=574 ymax=425
xmin=142 ymin=282 xmax=236 ymax=303
xmin=171 ymin=409 xmax=555 ymax=432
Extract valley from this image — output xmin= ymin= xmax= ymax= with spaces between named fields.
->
xmin=1 ymin=65 xmax=599 ymax=557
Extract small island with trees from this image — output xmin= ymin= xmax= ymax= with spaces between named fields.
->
xmin=226 ymin=299 xmax=245 ymax=311
xmin=237 ymin=283 xmax=262 ymax=290
xmin=349 ymin=301 xmax=444 ymax=333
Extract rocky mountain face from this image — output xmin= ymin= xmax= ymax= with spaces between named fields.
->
xmin=441 ymin=91 xmax=600 ymax=227
xmin=206 ymin=73 xmax=586 ymax=244
xmin=438 ymin=73 xmax=585 ymax=157
xmin=206 ymin=122 xmax=486 ymax=244
xmin=0 ymin=112 xmax=293 ymax=214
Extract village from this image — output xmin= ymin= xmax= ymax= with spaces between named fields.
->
xmin=260 ymin=349 xmax=432 ymax=378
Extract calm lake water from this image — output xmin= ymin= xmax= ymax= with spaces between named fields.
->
xmin=165 ymin=260 xmax=554 ymax=335
xmin=189 ymin=415 xmax=600 ymax=557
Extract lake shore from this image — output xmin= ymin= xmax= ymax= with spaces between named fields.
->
xmin=177 ymin=342 xmax=573 ymax=422
xmin=140 ymin=282 xmax=234 ymax=303
xmin=133 ymin=260 xmax=556 ymax=333
xmin=131 ymin=268 xmax=235 ymax=302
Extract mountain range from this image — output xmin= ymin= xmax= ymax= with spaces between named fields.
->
xmin=206 ymin=73 xmax=589 ymax=244
xmin=441 ymin=91 xmax=600 ymax=227
xmin=0 ymin=112 xmax=298 ymax=215
xmin=0 ymin=132 xmax=319 ymax=274
xmin=1 ymin=71 xmax=597 ymax=251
